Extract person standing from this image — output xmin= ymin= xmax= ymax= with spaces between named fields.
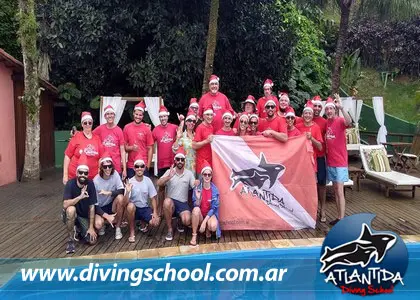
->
xmin=198 ymin=75 xmax=235 ymax=133
xmin=93 ymin=105 xmax=127 ymax=179
xmin=257 ymin=79 xmax=279 ymax=118
xmin=123 ymin=102 xmax=154 ymax=178
xmin=216 ymin=110 xmax=235 ymax=136
xmin=192 ymin=105 xmax=214 ymax=176
xmin=285 ymin=108 xmax=301 ymax=138
xmin=324 ymin=94 xmax=352 ymax=225
xmin=258 ymin=100 xmax=288 ymax=142
xmin=234 ymin=95 xmax=257 ymax=129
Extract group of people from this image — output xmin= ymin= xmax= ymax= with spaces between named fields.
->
xmin=61 ymin=74 xmax=351 ymax=254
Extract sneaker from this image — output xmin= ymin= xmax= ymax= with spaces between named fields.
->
xmin=165 ymin=231 xmax=173 ymax=241
xmin=98 ymin=227 xmax=105 ymax=236
xmin=66 ymin=240 xmax=75 ymax=254
xmin=176 ymin=219 xmax=184 ymax=233
xmin=115 ymin=227 xmax=122 ymax=240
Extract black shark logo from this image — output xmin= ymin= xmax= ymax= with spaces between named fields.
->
xmin=320 ymin=224 xmax=396 ymax=273
xmin=230 ymin=153 xmax=285 ymax=190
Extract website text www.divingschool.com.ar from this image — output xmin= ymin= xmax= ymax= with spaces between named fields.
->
xmin=19 ymin=263 xmax=288 ymax=287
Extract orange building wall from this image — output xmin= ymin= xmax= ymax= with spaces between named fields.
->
xmin=0 ymin=62 xmax=17 ymax=186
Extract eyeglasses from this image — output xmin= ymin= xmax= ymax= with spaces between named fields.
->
xmin=102 ymin=164 xmax=113 ymax=169
xmin=175 ymin=157 xmax=185 ymax=162
xmin=134 ymin=164 xmax=145 ymax=169
xmin=240 ymin=120 xmax=248 ymax=124
xmin=286 ymin=116 xmax=295 ymax=120
xmin=265 ymin=105 xmax=275 ymax=109
xmin=82 ymin=121 xmax=92 ymax=126
xmin=249 ymin=121 xmax=258 ymax=125
xmin=78 ymin=171 xmax=88 ymax=176
xmin=186 ymin=119 xmax=196 ymax=123
xmin=202 ymin=173 xmax=212 ymax=177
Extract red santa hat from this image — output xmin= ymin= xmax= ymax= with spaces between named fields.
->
xmin=189 ymin=98 xmax=199 ymax=108
xmin=222 ymin=109 xmax=233 ymax=119
xmin=209 ymin=74 xmax=220 ymax=84
xmin=134 ymin=101 xmax=146 ymax=112
xmin=201 ymin=160 xmax=212 ymax=174
xmin=239 ymin=114 xmax=249 ymax=122
xmin=325 ymin=97 xmax=336 ymax=109
xmin=244 ymin=95 xmax=256 ymax=106
xmin=158 ymin=105 xmax=170 ymax=117
xmin=263 ymin=79 xmax=274 ymax=89
xmin=103 ymin=105 xmax=115 ymax=115
xmin=186 ymin=109 xmax=197 ymax=121
xmin=174 ymin=147 xmax=186 ymax=159
xmin=249 ymin=114 xmax=259 ymax=121
xmin=77 ymin=153 xmax=89 ymax=171
xmin=81 ymin=111 xmax=93 ymax=123
xmin=99 ymin=151 xmax=113 ymax=165
xmin=265 ymin=99 xmax=276 ymax=107
xmin=203 ymin=104 xmax=214 ymax=115
xmin=312 ymin=95 xmax=322 ymax=106
xmin=303 ymin=100 xmax=314 ymax=113
xmin=278 ymin=91 xmax=290 ymax=103
xmin=133 ymin=154 xmax=145 ymax=167
xmin=284 ymin=107 xmax=296 ymax=118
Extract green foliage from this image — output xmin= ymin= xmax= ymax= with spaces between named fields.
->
xmin=57 ymin=82 xmax=84 ymax=124
xmin=0 ymin=0 xmax=21 ymax=58
xmin=340 ymin=48 xmax=364 ymax=94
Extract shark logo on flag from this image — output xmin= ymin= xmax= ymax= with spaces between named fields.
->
xmin=230 ymin=153 xmax=285 ymax=190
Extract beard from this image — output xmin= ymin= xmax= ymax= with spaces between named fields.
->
xmin=176 ymin=162 xmax=184 ymax=169
xmin=77 ymin=176 xmax=87 ymax=185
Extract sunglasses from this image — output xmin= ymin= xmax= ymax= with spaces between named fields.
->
xmin=240 ymin=120 xmax=248 ymax=124
xmin=175 ymin=157 xmax=185 ymax=162
xmin=286 ymin=116 xmax=295 ymax=120
xmin=313 ymin=105 xmax=322 ymax=108
xmin=249 ymin=121 xmax=258 ymax=125
xmin=134 ymin=164 xmax=146 ymax=169
xmin=102 ymin=164 xmax=113 ymax=169
xmin=265 ymin=105 xmax=275 ymax=109
xmin=78 ymin=171 xmax=88 ymax=176
xmin=82 ymin=121 xmax=92 ymax=126
xmin=202 ymin=173 xmax=212 ymax=177
xmin=186 ymin=119 xmax=196 ymax=123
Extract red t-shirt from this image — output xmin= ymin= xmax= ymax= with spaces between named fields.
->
xmin=326 ymin=117 xmax=348 ymax=167
xmin=287 ymin=127 xmax=301 ymax=137
xmin=64 ymin=132 xmax=103 ymax=180
xmin=216 ymin=128 xmax=235 ymax=136
xmin=296 ymin=122 xmax=324 ymax=171
xmin=198 ymin=92 xmax=234 ymax=133
xmin=256 ymin=95 xmax=279 ymax=118
xmin=313 ymin=116 xmax=327 ymax=157
xmin=258 ymin=116 xmax=287 ymax=133
xmin=93 ymin=124 xmax=125 ymax=172
xmin=194 ymin=122 xmax=214 ymax=174
xmin=152 ymin=123 xmax=178 ymax=169
xmin=200 ymin=187 xmax=212 ymax=217
xmin=123 ymin=122 xmax=154 ymax=168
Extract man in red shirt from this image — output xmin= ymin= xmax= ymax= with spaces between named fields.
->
xmin=198 ymin=74 xmax=235 ymax=133
xmin=192 ymin=105 xmax=214 ymax=176
xmin=312 ymin=95 xmax=328 ymax=222
xmin=257 ymin=79 xmax=279 ymax=118
xmin=324 ymin=94 xmax=352 ymax=226
xmin=123 ymin=102 xmax=154 ymax=178
xmin=258 ymin=100 xmax=288 ymax=142
xmin=93 ymin=105 xmax=127 ymax=179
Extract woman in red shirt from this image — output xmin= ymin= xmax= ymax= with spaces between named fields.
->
xmin=63 ymin=112 xmax=103 ymax=184
xmin=285 ymin=108 xmax=301 ymax=137
xmin=247 ymin=114 xmax=261 ymax=136
xmin=234 ymin=114 xmax=249 ymax=136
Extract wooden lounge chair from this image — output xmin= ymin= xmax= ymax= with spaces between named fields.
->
xmin=346 ymin=126 xmax=361 ymax=151
xmin=399 ymin=129 xmax=420 ymax=173
xmin=360 ymin=144 xmax=420 ymax=197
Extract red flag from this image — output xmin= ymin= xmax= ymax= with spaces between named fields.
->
xmin=211 ymin=135 xmax=317 ymax=230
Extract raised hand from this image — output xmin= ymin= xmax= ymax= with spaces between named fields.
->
xmin=169 ymin=164 xmax=176 ymax=177
xmin=334 ymin=93 xmax=342 ymax=109
xmin=79 ymin=185 xmax=89 ymax=199
xmin=125 ymin=183 xmax=133 ymax=193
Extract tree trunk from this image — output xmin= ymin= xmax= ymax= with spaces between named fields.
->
xmin=201 ymin=0 xmax=220 ymax=94
xmin=331 ymin=1 xmax=352 ymax=94
xmin=18 ymin=0 xmax=41 ymax=181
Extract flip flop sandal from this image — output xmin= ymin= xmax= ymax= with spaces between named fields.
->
xmin=128 ymin=236 xmax=135 ymax=243
xmin=140 ymin=224 xmax=149 ymax=233
xmin=320 ymin=216 xmax=327 ymax=223
xmin=190 ymin=233 xmax=198 ymax=246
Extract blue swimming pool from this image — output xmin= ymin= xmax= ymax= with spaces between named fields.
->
xmin=2 ymin=243 xmax=420 ymax=299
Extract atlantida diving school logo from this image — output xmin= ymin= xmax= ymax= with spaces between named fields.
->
xmin=320 ymin=213 xmax=408 ymax=296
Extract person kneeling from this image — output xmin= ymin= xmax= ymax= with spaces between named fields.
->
xmin=190 ymin=161 xmax=221 ymax=246
xmin=125 ymin=156 xmax=160 ymax=243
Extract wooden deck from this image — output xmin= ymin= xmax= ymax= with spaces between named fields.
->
xmin=1 ymin=167 xmax=420 ymax=258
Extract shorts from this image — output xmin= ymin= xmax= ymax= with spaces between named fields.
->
xmin=101 ymin=201 xmax=114 ymax=214
xmin=61 ymin=209 xmax=90 ymax=242
xmin=158 ymin=167 xmax=170 ymax=178
xmin=135 ymin=207 xmax=152 ymax=223
xmin=327 ymin=166 xmax=349 ymax=183
xmin=172 ymin=199 xmax=191 ymax=216
xmin=127 ymin=167 xmax=149 ymax=179
xmin=316 ymin=157 xmax=327 ymax=185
